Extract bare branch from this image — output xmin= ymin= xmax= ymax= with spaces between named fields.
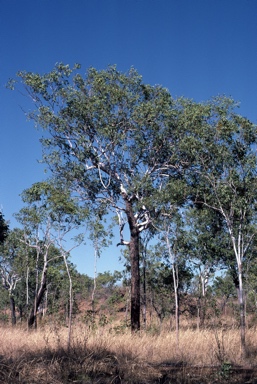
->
xmin=116 ymin=209 xmax=130 ymax=246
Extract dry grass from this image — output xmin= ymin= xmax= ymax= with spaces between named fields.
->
xmin=0 ymin=322 xmax=257 ymax=383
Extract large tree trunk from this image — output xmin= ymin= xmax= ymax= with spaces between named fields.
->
xmin=129 ymin=229 xmax=140 ymax=332
xmin=125 ymin=198 xmax=141 ymax=332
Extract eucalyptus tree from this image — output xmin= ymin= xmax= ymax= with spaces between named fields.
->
xmin=15 ymin=180 xmax=86 ymax=329
xmin=179 ymin=97 xmax=257 ymax=356
xmin=16 ymin=64 xmax=186 ymax=331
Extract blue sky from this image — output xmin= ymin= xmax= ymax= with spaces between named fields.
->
xmin=1 ymin=0 xmax=257 ymax=276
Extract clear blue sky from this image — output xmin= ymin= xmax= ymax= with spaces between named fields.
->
xmin=1 ymin=0 xmax=257 ymax=276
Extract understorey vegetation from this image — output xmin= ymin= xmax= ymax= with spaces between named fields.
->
xmin=0 ymin=321 xmax=257 ymax=383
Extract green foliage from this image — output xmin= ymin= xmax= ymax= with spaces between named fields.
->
xmin=82 ymin=310 xmax=96 ymax=329
xmin=96 ymin=271 xmax=120 ymax=289
xmin=107 ymin=289 xmax=124 ymax=306
xmin=18 ymin=180 xmax=87 ymax=229
xmin=110 ymin=320 xmax=130 ymax=334
xmin=180 ymin=97 xmax=257 ymax=245
xmin=0 ymin=313 xmax=9 ymax=324
xmin=219 ymin=362 xmax=232 ymax=380
xmin=212 ymin=274 xmax=237 ymax=301
xmin=16 ymin=63 xmax=187 ymax=226
xmin=98 ymin=313 xmax=109 ymax=327
xmin=0 ymin=213 xmax=8 ymax=244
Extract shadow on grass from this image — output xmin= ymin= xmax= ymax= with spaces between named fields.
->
xmin=1 ymin=344 xmax=257 ymax=384
xmin=0 ymin=341 xmax=162 ymax=384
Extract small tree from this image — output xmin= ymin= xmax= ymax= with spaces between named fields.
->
xmin=212 ymin=273 xmax=237 ymax=316
xmin=184 ymin=206 xmax=228 ymax=328
xmin=15 ymin=180 xmax=85 ymax=330
xmin=156 ymin=211 xmax=193 ymax=342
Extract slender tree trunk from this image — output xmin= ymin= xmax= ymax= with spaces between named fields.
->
xmin=245 ymin=290 xmax=248 ymax=330
xmin=149 ymin=290 xmax=153 ymax=327
xmin=28 ymin=262 xmax=48 ymax=328
xmin=238 ymin=263 xmax=246 ymax=357
xmin=230 ymin=230 xmax=247 ymax=357
xmin=165 ymin=233 xmax=180 ymax=342
xmin=26 ymin=262 xmax=29 ymax=307
xmin=197 ymin=307 xmax=200 ymax=331
xmin=142 ymin=254 xmax=147 ymax=330
xmin=91 ymin=242 xmax=98 ymax=326
xmin=43 ymin=285 xmax=49 ymax=317
xmin=18 ymin=305 xmax=23 ymax=322
xmin=10 ymin=295 xmax=16 ymax=326
xmin=125 ymin=285 xmax=131 ymax=325
xmin=172 ymin=263 xmax=179 ymax=346
xmin=227 ymin=219 xmax=249 ymax=358
xmin=197 ymin=267 xmax=209 ymax=329
xmin=62 ymin=253 xmax=73 ymax=349
xmin=197 ymin=276 xmax=202 ymax=331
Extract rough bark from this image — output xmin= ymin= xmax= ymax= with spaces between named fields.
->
xmin=129 ymin=230 xmax=140 ymax=332
xmin=125 ymin=197 xmax=140 ymax=332
xmin=10 ymin=296 xmax=16 ymax=326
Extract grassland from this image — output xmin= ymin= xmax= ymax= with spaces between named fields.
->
xmin=0 ymin=320 xmax=257 ymax=383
